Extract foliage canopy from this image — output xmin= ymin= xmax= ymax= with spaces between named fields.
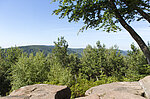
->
xmin=52 ymin=0 xmax=149 ymax=32
xmin=52 ymin=0 xmax=150 ymax=64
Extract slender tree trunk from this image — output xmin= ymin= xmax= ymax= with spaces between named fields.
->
xmin=110 ymin=0 xmax=150 ymax=64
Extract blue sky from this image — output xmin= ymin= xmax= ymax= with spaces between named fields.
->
xmin=0 ymin=0 xmax=149 ymax=50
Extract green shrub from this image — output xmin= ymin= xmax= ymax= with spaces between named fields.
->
xmin=10 ymin=52 xmax=49 ymax=90
xmin=47 ymin=61 xmax=72 ymax=86
xmin=70 ymin=78 xmax=96 ymax=98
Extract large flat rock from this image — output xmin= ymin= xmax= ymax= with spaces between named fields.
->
xmin=0 ymin=96 xmax=30 ymax=99
xmin=139 ymin=75 xmax=150 ymax=99
xmin=85 ymin=82 xmax=145 ymax=99
xmin=102 ymin=91 xmax=145 ymax=99
xmin=0 ymin=84 xmax=71 ymax=99
xmin=75 ymin=94 xmax=99 ymax=99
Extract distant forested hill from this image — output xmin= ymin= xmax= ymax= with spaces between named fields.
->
xmin=119 ymin=50 xmax=128 ymax=56
xmin=18 ymin=45 xmax=84 ymax=57
xmin=3 ymin=45 xmax=127 ymax=57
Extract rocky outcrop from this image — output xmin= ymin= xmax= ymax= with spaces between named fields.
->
xmin=76 ymin=82 xmax=145 ymax=99
xmin=139 ymin=75 xmax=150 ymax=99
xmin=1 ymin=76 xmax=150 ymax=99
xmin=0 ymin=84 xmax=71 ymax=99
xmin=85 ymin=82 xmax=144 ymax=96
xmin=86 ymin=82 xmax=145 ymax=99
xmin=76 ymin=75 xmax=150 ymax=99
xmin=75 ymin=94 xmax=99 ymax=99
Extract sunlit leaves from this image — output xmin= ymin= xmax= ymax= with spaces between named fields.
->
xmin=52 ymin=0 xmax=149 ymax=32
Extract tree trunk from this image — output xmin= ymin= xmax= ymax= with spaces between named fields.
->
xmin=110 ymin=0 xmax=150 ymax=64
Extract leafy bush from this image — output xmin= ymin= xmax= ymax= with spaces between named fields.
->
xmin=0 ymin=47 xmax=22 ymax=96
xmin=10 ymin=52 xmax=49 ymax=90
xmin=70 ymin=78 xmax=96 ymax=98
xmin=47 ymin=61 xmax=72 ymax=86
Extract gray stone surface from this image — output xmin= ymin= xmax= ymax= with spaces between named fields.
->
xmin=75 ymin=94 xmax=99 ymax=99
xmin=101 ymin=91 xmax=145 ymax=99
xmin=85 ymin=82 xmax=145 ymax=99
xmin=0 ymin=84 xmax=71 ymax=99
xmin=0 ymin=96 xmax=30 ymax=99
xmin=139 ymin=75 xmax=150 ymax=99
xmin=86 ymin=82 xmax=144 ymax=96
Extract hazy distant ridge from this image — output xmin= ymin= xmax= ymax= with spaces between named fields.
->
xmin=18 ymin=45 xmax=127 ymax=56
xmin=18 ymin=45 xmax=83 ymax=57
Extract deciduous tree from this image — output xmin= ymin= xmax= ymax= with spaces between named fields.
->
xmin=52 ymin=0 xmax=150 ymax=64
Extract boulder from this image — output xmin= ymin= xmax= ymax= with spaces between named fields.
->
xmin=0 ymin=84 xmax=71 ymax=99
xmin=1 ymin=75 xmax=150 ymax=99
xmin=101 ymin=91 xmax=145 ymax=99
xmin=85 ymin=82 xmax=145 ymax=99
xmin=139 ymin=75 xmax=150 ymax=99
